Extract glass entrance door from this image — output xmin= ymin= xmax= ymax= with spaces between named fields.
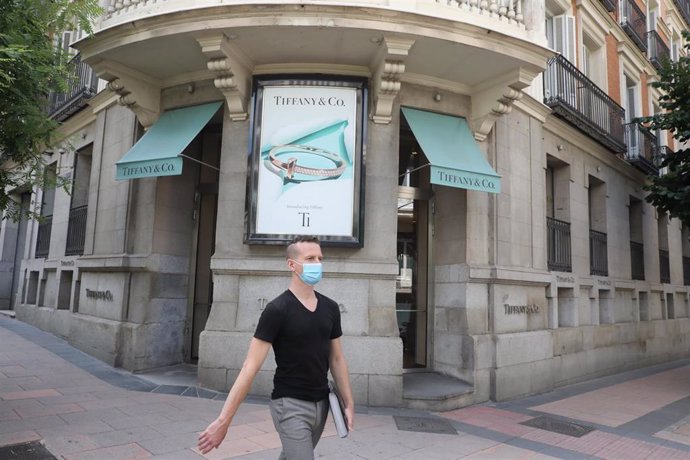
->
xmin=396 ymin=191 xmax=430 ymax=369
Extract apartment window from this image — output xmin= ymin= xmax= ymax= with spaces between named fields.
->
xmin=629 ymin=196 xmax=645 ymax=280
xmin=581 ymin=43 xmax=591 ymax=78
xmin=647 ymin=2 xmax=658 ymax=31
xmin=624 ymin=75 xmax=641 ymax=156
xmin=671 ymin=35 xmax=681 ymax=62
xmin=546 ymin=156 xmax=572 ymax=272
xmin=546 ymin=14 xmax=576 ymax=62
xmin=35 ymin=164 xmax=56 ymax=258
xmin=65 ymin=146 xmax=92 ymax=256
xmin=589 ymin=176 xmax=608 ymax=276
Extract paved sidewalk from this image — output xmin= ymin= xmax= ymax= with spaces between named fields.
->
xmin=1 ymin=317 xmax=689 ymax=459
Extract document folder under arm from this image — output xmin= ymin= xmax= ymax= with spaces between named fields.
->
xmin=328 ymin=381 xmax=349 ymax=438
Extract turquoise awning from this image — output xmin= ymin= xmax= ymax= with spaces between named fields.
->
xmin=401 ymin=107 xmax=501 ymax=193
xmin=115 ymin=101 xmax=222 ymax=180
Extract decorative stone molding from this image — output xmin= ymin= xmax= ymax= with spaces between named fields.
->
xmin=197 ymin=34 xmax=253 ymax=122
xmin=370 ymin=38 xmax=415 ymax=124
xmin=470 ymin=67 xmax=539 ymax=141
xmin=90 ymin=59 xmax=161 ymax=128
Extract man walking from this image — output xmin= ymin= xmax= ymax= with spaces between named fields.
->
xmin=198 ymin=236 xmax=354 ymax=459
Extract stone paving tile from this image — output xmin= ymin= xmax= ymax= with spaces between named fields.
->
xmin=462 ymin=444 xmax=559 ymax=459
xmin=197 ymin=437 xmax=266 ymax=459
xmin=43 ymin=433 xmax=101 ymax=455
xmin=0 ymin=384 xmax=24 ymax=393
xmin=137 ymin=431 xmax=200 ymax=455
xmin=246 ymin=430 xmax=283 ymax=450
xmin=151 ymin=418 xmax=210 ymax=436
xmin=118 ymin=402 xmax=183 ymax=417
xmin=519 ymin=428 xmax=573 ymax=445
xmin=351 ymin=439 xmax=419 ymax=459
xmin=63 ymin=442 xmax=153 ymax=460
xmin=0 ymin=388 xmax=61 ymax=400
xmin=14 ymin=402 xmax=85 ymax=418
xmin=593 ymin=437 xmax=664 ymax=460
xmin=36 ymin=392 xmax=100 ymax=405
xmin=555 ymin=430 xmax=622 ymax=456
xmin=2 ymin=414 xmax=68 ymax=432
xmin=532 ymin=366 xmax=690 ymax=428
xmin=0 ymin=365 xmax=32 ymax=377
xmin=35 ymin=420 xmax=114 ymax=437
xmin=224 ymin=424 xmax=272 ymax=441
xmin=645 ymin=444 xmax=690 ymax=459
xmin=654 ymin=429 xmax=690 ymax=446
xmin=0 ymin=408 xmax=19 ymax=422
xmin=88 ymin=425 xmax=163 ymax=449
xmin=0 ymin=429 xmax=41 ymax=446
xmin=59 ymin=406 xmax=128 ymax=424
xmin=150 ymin=449 xmax=206 ymax=459
xmin=103 ymin=413 xmax=173 ymax=430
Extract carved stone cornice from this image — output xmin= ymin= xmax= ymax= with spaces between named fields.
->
xmin=197 ymin=34 xmax=253 ymax=122
xmin=89 ymin=59 xmax=161 ymax=128
xmin=470 ymin=67 xmax=539 ymax=141
xmin=370 ymin=37 xmax=415 ymax=124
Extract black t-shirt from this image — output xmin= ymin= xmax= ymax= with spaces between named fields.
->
xmin=254 ymin=289 xmax=342 ymax=401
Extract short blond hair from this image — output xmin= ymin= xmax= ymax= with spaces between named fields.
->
xmin=286 ymin=236 xmax=320 ymax=260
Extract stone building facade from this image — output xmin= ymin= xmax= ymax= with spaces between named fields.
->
xmin=1 ymin=0 xmax=689 ymax=409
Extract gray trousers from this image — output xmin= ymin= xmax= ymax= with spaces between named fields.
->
xmin=269 ymin=397 xmax=329 ymax=460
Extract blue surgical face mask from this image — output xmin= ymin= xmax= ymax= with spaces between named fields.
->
xmin=293 ymin=261 xmax=323 ymax=286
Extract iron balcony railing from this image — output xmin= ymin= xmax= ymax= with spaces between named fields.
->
xmin=544 ymin=54 xmax=626 ymax=153
xmin=547 ymin=217 xmax=572 ymax=272
xmin=600 ymin=0 xmax=616 ymax=12
xmin=647 ymin=30 xmax=671 ymax=72
xmin=659 ymin=249 xmax=670 ymax=283
xmin=48 ymin=54 xmax=99 ymax=122
xmin=620 ymin=0 xmax=648 ymax=53
xmin=65 ymin=205 xmax=88 ymax=256
xmin=630 ymin=241 xmax=645 ymax=280
xmin=35 ymin=216 xmax=52 ymax=258
xmin=673 ymin=0 xmax=690 ymax=27
xmin=624 ymin=122 xmax=659 ymax=175
xmin=684 ymin=256 xmax=690 ymax=286
xmin=590 ymin=229 xmax=608 ymax=276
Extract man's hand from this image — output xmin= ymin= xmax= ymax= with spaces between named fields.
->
xmin=345 ymin=404 xmax=355 ymax=431
xmin=197 ymin=417 xmax=229 ymax=454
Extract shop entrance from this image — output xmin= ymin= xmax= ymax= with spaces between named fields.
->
xmin=189 ymin=128 xmax=221 ymax=361
xmin=397 ymin=125 xmax=433 ymax=369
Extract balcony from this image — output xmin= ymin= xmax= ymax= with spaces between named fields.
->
xmin=77 ymin=0 xmax=551 ymax=136
xmin=619 ymin=0 xmax=647 ymax=53
xmin=599 ymin=0 xmax=616 ymax=12
xmin=590 ymin=229 xmax=608 ymax=276
xmin=48 ymin=54 xmax=99 ymax=122
xmin=625 ymin=123 xmax=659 ymax=175
xmin=673 ymin=0 xmax=690 ymax=27
xmin=630 ymin=241 xmax=645 ymax=280
xmin=65 ymin=205 xmax=88 ymax=256
xmin=102 ymin=0 xmax=528 ymax=31
xmin=647 ymin=30 xmax=670 ymax=72
xmin=35 ymin=216 xmax=52 ymax=259
xmin=684 ymin=256 xmax=690 ymax=286
xmin=547 ymin=217 xmax=572 ymax=272
xmin=659 ymin=249 xmax=670 ymax=283
xmin=544 ymin=55 xmax=626 ymax=153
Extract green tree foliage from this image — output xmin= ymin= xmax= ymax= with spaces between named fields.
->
xmin=643 ymin=31 xmax=690 ymax=228
xmin=0 ymin=0 xmax=100 ymax=221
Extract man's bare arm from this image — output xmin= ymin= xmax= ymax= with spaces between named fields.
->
xmin=329 ymin=337 xmax=354 ymax=430
xmin=197 ymin=338 xmax=272 ymax=454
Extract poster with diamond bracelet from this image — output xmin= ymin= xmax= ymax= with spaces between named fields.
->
xmin=245 ymin=77 xmax=366 ymax=247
